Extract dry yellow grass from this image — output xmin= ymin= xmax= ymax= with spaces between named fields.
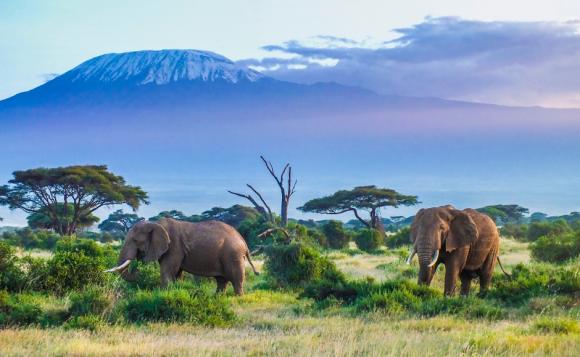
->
xmin=1 ymin=304 xmax=578 ymax=356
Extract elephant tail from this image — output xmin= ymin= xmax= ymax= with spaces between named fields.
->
xmin=496 ymin=256 xmax=511 ymax=278
xmin=246 ymin=251 xmax=260 ymax=276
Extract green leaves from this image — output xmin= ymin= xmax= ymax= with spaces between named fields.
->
xmin=299 ymin=186 xmax=418 ymax=214
xmin=0 ymin=165 xmax=149 ymax=235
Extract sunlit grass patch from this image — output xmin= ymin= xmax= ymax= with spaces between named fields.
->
xmin=533 ymin=316 xmax=579 ymax=334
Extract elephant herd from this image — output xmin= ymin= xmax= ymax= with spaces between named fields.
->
xmin=106 ymin=205 xmax=503 ymax=296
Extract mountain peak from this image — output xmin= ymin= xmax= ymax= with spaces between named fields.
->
xmin=63 ymin=49 xmax=264 ymax=85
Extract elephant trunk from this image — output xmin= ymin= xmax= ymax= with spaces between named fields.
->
xmin=109 ymin=243 xmax=139 ymax=282
xmin=417 ymin=242 xmax=437 ymax=285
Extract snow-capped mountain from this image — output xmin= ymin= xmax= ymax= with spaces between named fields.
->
xmin=1 ymin=49 xmax=580 ymax=221
xmin=66 ymin=49 xmax=264 ymax=85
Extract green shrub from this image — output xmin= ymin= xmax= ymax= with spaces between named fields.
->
xmin=0 ymin=292 xmax=42 ymax=326
xmin=123 ymin=288 xmax=235 ymax=326
xmin=0 ymin=242 xmax=26 ymax=292
xmin=354 ymin=229 xmax=383 ymax=252
xmin=527 ymin=219 xmax=571 ymax=242
xmin=304 ymin=278 xmax=504 ymax=319
xmin=530 ymin=231 xmax=580 ymax=263
xmin=1 ymin=228 xmax=60 ymax=250
xmin=385 ymin=227 xmax=410 ymax=248
xmin=500 ymin=223 xmax=528 ymax=240
xmin=489 ymin=263 xmax=580 ymax=303
xmin=533 ymin=317 xmax=579 ymax=334
xmin=417 ymin=296 xmax=503 ymax=320
xmin=123 ymin=261 xmax=161 ymax=290
xmin=45 ymin=251 xmax=107 ymax=294
xmin=264 ymin=242 xmax=345 ymax=288
xmin=321 ymin=221 xmax=351 ymax=250
xmin=68 ymin=287 xmax=112 ymax=317
xmin=63 ymin=315 xmax=104 ymax=331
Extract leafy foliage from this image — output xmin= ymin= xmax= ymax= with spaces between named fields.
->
xmin=264 ymin=242 xmax=345 ymax=288
xmin=123 ymin=287 xmax=235 ymax=326
xmin=354 ymin=229 xmax=383 ymax=252
xmin=1 ymin=228 xmax=60 ymax=250
xmin=385 ymin=227 xmax=411 ymax=248
xmin=527 ymin=219 xmax=572 ymax=242
xmin=149 ymin=210 xmax=202 ymax=222
xmin=476 ymin=204 xmax=529 ymax=225
xmin=98 ymin=209 xmax=143 ymax=237
xmin=201 ymin=205 xmax=261 ymax=228
xmin=321 ymin=220 xmax=351 ymax=249
xmin=530 ymin=231 xmax=580 ymax=263
xmin=27 ymin=203 xmax=99 ymax=230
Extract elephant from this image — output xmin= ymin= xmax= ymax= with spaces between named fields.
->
xmin=406 ymin=205 xmax=500 ymax=296
xmin=105 ymin=218 xmax=259 ymax=295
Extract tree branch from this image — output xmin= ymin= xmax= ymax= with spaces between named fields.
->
xmin=246 ymin=184 xmax=274 ymax=222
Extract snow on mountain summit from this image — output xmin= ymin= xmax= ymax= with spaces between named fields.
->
xmin=67 ymin=49 xmax=264 ymax=85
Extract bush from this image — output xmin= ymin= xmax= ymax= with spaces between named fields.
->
xmin=354 ymin=229 xmax=383 ymax=252
xmin=500 ymin=223 xmax=528 ymax=240
xmin=68 ymin=287 xmax=112 ymax=317
xmin=489 ymin=263 xmax=580 ymax=303
xmin=527 ymin=219 xmax=571 ymax=242
xmin=123 ymin=288 xmax=235 ymax=326
xmin=63 ymin=315 xmax=104 ymax=331
xmin=385 ymin=227 xmax=410 ymax=248
xmin=0 ymin=242 xmax=26 ymax=292
xmin=1 ymin=228 xmax=60 ymax=250
xmin=321 ymin=221 xmax=351 ymax=250
xmin=0 ymin=292 xmax=43 ymax=327
xmin=530 ymin=231 xmax=580 ymax=263
xmin=264 ymin=242 xmax=345 ymax=288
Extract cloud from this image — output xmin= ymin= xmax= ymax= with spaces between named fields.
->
xmin=241 ymin=17 xmax=580 ymax=107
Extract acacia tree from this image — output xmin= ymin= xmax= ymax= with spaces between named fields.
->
xmin=0 ymin=165 xmax=149 ymax=235
xmin=476 ymin=204 xmax=529 ymax=225
xmin=98 ymin=209 xmax=143 ymax=236
xmin=28 ymin=203 xmax=100 ymax=231
xmin=228 ymin=156 xmax=296 ymax=227
xmin=298 ymin=186 xmax=418 ymax=232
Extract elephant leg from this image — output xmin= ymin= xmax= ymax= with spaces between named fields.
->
xmin=215 ymin=277 xmax=228 ymax=294
xmin=444 ymin=266 xmax=458 ymax=296
xmin=459 ymin=270 xmax=473 ymax=296
xmin=231 ymin=260 xmax=245 ymax=296
xmin=160 ymin=263 xmax=180 ymax=287
xmin=478 ymin=252 xmax=497 ymax=296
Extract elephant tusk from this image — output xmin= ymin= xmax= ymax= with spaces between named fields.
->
xmin=104 ymin=259 xmax=132 ymax=273
xmin=428 ymin=250 xmax=439 ymax=267
xmin=406 ymin=247 xmax=416 ymax=265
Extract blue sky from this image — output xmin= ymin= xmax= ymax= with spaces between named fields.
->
xmin=2 ymin=1 xmax=580 ymax=105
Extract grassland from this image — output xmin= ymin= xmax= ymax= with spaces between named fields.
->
xmin=1 ymin=238 xmax=578 ymax=356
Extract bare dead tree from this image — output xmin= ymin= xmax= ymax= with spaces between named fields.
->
xmin=227 ymin=184 xmax=274 ymax=223
xmin=228 ymin=156 xmax=297 ymax=227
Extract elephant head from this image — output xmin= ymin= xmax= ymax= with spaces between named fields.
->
xmin=407 ymin=206 xmax=478 ymax=285
xmin=105 ymin=221 xmax=170 ymax=281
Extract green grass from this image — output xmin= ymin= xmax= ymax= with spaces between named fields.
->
xmin=0 ymin=237 xmax=578 ymax=356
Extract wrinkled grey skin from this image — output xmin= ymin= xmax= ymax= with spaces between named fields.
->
xmin=114 ymin=218 xmax=258 ymax=295
xmin=409 ymin=205 xmax=500 ymax=296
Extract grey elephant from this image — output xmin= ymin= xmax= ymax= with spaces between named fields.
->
xmin=406 ymin=205 xmax=502 ymax=296
xmin=106 ymin=218 xmax=259 ymax=295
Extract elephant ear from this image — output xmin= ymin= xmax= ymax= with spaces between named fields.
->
xmin=447 ymin=211 xmax=478 ymax=252
xmin=144 ymin=222 xmax=170 ymax=262
xmin=410 ymin=209 xmax=424 ymax=243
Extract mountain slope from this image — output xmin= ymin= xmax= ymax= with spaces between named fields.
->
xmin=0 ymin=49 xmax=579 ymax=222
